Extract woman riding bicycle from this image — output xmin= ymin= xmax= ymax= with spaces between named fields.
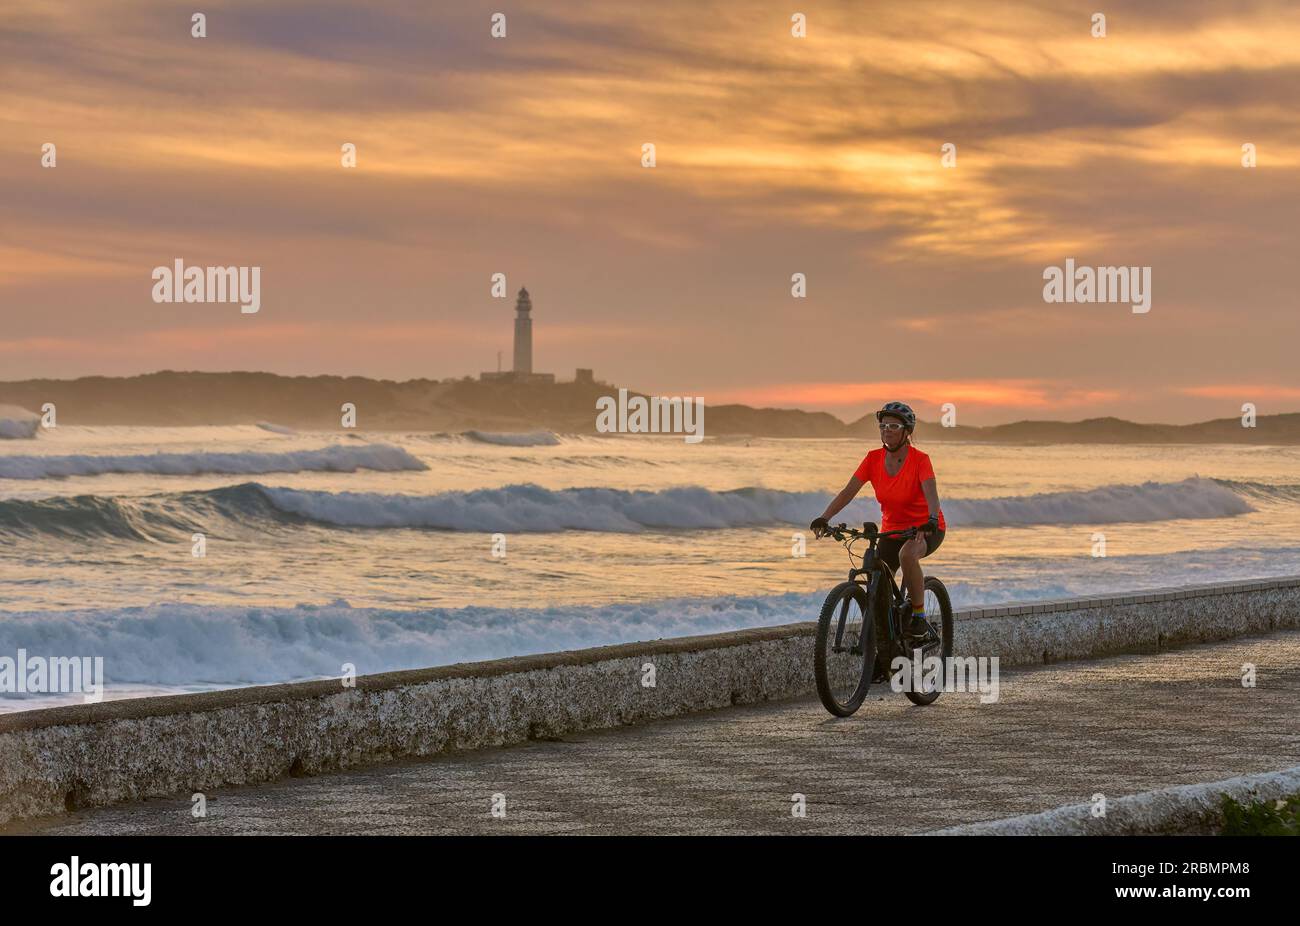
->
xmin=810 ymin=401 xmax=946 ymax=642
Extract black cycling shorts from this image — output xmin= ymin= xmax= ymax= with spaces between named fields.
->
xmin=876 ymin=528 xmax=944 ymax=574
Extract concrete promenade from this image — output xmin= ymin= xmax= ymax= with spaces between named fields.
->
xmin=5 ymin=575 xmax=1298 ymax=827
xmin=9 ymin=630 xmax=1299 ymax=835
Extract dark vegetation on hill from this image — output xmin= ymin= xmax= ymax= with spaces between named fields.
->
xmin=2 ymin=372 xmax=1298 ymax=442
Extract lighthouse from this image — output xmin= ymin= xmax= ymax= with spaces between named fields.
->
xmin=478 ymin=286 xmax=559 ymax=384
xmin=513 ymin=287 xmax=533 ymax=375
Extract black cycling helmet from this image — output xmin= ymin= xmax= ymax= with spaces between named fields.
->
xmin=875 ymin=401 xmax=916 ymax=431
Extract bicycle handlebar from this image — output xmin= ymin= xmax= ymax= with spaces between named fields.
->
xmin=818 ymin=521 xmax=933 ymax=543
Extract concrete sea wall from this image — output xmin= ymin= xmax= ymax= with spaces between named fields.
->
xmin=2 ymin=576 xmax=1298 ymax=825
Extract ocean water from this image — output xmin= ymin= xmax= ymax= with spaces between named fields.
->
xmin=2 ymin=423 xmax=1298 ymax=711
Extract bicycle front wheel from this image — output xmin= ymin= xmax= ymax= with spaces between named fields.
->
xmin=814 ymin=581 xmax=876 ymax=716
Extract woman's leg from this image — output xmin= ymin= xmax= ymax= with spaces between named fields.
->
xmin=901 ymin=531 xmax=944 ymax=638
xmin=899 ymin=533 xmax=927 ymax=613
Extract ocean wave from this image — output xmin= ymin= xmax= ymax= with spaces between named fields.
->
xmin=259 ymin=477 xmax=1254 ymax=532
xmin=0 ymin=444 xmax=428 ymax=480
xmin=462 ymin=430 xmax=561 ymax=446
xmin=0 ymin=477 xmax=1261 ymax=540
xmin=259 ymin=483 xmax=815 ymax=531
xmin=0 ymin=420 xmax=39 ymax=440
xmin=5 ymin=555 xmax=1297 ymax=702
xmin=944 ymin=477 xmax=1253 ymax=526
xmin=255 ymin=421 xmax=297 ymax=435
xmin=0 ymin=494 xmax=192 ymax=541
xmin=0 ymin=593 xmax=819 ymax=689
xmin=0 ymin=406 xmax=40 ymax=440
xmin=417 ymin=431 xmax=611 ymax=447
xmin=1210 ymin=478 xmax=1300 ymax=503
xmin=0 ymin=482 xmax=296 ymax=540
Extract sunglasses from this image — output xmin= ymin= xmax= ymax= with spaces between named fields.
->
xmin=878 ymin=422 xmax=906 ymax=431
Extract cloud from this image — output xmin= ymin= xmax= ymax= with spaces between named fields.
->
xmin=710 ymin=379 xmax=1126 ymax=412
xmin=3 ymin=0 xmax=1298 ymax=420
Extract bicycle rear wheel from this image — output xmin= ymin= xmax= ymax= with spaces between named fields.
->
xmin=904 ymin=576 xmax=954 ymax=706
xmin=814 ymin=581 xmax=876 ymax=716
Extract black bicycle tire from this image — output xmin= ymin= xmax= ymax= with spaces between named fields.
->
xmin=813 ymin=581 xmax=875 ymax=716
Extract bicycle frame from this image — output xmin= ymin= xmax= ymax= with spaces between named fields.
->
xmin=835 ymin=522 xmax=914 ymax=648
xmin=814 ymin=520 xmax=952 ymax=713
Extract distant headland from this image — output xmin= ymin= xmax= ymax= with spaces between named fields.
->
xmin=2 ymin=371 xmax=1299 ymax=443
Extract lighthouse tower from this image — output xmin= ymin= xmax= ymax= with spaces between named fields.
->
xmin=479 ymin=286 xmax=556 ymax=384
xmin=512 ymin=287 xmax=533 ymax=376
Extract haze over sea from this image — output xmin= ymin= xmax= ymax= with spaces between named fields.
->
xmin=3 ymin=423 xmax=1298 ymax=710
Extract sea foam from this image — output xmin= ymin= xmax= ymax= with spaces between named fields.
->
xmin=0 ymin=444 xmax=427 ymax=480
xmin=0 ymin=406 xmax=40 ymax=440
xmin=257 ymin=477 xmax=1252 ymax=532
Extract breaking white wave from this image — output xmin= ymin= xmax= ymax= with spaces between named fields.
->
xmin=0 ymin=406 xmax=40 ymax=440
xmin=254 ymin=477 xmax=1252 ymax=532
xmin=944 ymin=477 xmax=1253 ymax=526
xmin=0 ymin=444 xmax=428 ymax=480
xmin=0 ymin=593 xmax=819 ymax=695
xmin=4 ymin=547 xmax=1296 ymax=709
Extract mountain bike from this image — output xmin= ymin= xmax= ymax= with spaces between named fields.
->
xmin=812 ymin=522 xmax=953 ymax=716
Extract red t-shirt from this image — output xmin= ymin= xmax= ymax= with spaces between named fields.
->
xmin=853 ymin=447 xmax=946 ymax=533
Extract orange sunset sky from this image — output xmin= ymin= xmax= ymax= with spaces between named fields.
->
xmin=2 ymin=0 xmax=1298 ymax=424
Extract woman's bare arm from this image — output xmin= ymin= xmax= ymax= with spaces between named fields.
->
xmin=819 ymin=475 xmax=866 ymax=523
xmin=921 ymin=477 xmax=941 ymax=521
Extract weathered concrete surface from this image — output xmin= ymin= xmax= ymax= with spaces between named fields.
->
xmin=6 ymin=630 xmax=1300 ymax=835
xmin=0 ymin=628 xmax=815 ymax=825
xmin=2 ymin=575 xmax=1298 ymax=826
xmin=929 ymin=765 xmax=1300 ymax=835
